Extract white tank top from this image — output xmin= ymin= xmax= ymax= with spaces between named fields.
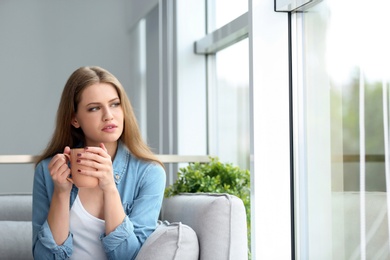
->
xmin=70 ymin=195 xmax=107 ymax=260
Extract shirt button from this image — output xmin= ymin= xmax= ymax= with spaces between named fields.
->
xmin=115 ymin=174 xmax=120 ymax=180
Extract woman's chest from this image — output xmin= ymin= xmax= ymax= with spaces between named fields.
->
xmin=78 ymin=188 xmax=105 ymax=220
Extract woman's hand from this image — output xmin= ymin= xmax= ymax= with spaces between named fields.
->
xmin=76 ymin=143 xmax=116 ymax=192
xmin=48 ymin=146 xmax=72 ymax=193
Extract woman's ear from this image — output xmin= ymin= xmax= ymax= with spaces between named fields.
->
xmin=71 ymin=117 xmax=80 ymax=128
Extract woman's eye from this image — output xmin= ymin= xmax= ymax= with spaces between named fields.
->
xmin=111 ymin=102 xmax=121 ymax=107
xmin=88 ymin=107 xmax=100 ymax=112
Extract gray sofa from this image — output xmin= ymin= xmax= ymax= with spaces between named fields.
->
xmin=0 ymin=193 xmax=248 ymax=260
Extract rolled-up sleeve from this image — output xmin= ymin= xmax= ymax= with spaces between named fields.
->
xmin=32 ymin=160 xmax=74 ymax=259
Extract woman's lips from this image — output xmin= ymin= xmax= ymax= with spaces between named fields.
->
xmin=102 ymin=124 xmax=117 ymax=132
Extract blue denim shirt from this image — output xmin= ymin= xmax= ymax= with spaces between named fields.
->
xmin=32 ymin=142 xmax=166 ymax=260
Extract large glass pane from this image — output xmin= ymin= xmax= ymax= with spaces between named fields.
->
xmin=210 ymin=38 xmax=250 ymax=170
xmin=210 ymin=0 xmax=248 ymax=30
xmin=293 ymin=0 xmax=390 ymax=258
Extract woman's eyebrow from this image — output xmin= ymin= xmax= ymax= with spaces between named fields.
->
xmin=86 ymin=98 xmax=120 ymax=106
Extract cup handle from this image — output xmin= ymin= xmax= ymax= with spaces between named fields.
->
xmin=66 ymin=176 xmax=74 ymax=184
xmin=63 ymin=153 xmax=74 ymax=184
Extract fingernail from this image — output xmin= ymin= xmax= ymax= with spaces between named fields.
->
xmin=77 ymin=169 xmax=81 ymax=172
xmin=77 ymin=153 xmax=81 ymax=157
xmin=77 ymin=159 xmax=81 ymax=163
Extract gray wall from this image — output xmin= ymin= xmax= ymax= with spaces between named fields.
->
xmin=0 ymin=1 xmax=139 ymax=193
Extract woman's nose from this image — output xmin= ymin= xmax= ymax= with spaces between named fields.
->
xmin=103 ymin=107 xmax=114 ymax=121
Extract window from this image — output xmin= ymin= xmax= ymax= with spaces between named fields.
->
xmin=293 ymin=0 xmax=390 ymax=258
xmin=206 ymin=0 xmax=250 ymax=170
xmin=212 ymin=0 xmax=248 ymax=30
xmin=211 ymin=39 xmax=250 ymax=169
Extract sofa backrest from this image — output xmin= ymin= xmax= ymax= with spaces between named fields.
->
xmin=0 ymin=193 xmax=33 ymax=260
xmin=0 ymin=193 xmax=32 ymax=221
xmin=0 ymin=193 xmax=249 ymax=260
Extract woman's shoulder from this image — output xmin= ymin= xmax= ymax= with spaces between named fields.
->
xmin=116 ymin=142 xmax=160 ymax=167
xmin=33 ymin=156 xmax=55 ymax=190
xmin=127 ymin=155 xmax=166 ymax=188
xmin=128 ymin=153 xmax=164 ymax=173
xmin=35 ymin=156 xmax=52 ymax=169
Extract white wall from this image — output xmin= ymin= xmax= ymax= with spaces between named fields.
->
xmin=0 ymin=1 xmax=137 ymax=193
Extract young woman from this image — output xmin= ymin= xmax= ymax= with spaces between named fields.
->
xmin=32 ymin=66 xmax=166 ymax=259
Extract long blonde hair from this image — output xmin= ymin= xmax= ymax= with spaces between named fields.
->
xmin=36 ymin=66 xmax=162 ymax=167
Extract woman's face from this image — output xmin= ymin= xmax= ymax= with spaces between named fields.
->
xmin=72 ymin=83 xmax=124 ymax=147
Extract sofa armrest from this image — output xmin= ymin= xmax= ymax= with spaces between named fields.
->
xmin=160 ymin=193 xmax=248 ymax=260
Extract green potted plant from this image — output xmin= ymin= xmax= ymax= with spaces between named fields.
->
xmin=165 ymin=157 xmax=251 ymax=257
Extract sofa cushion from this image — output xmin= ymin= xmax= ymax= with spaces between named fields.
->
xmin=0 ymin=221 xmax=33 ymax=260
xmin=135 ymin=220 xmax=199 ymax=260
